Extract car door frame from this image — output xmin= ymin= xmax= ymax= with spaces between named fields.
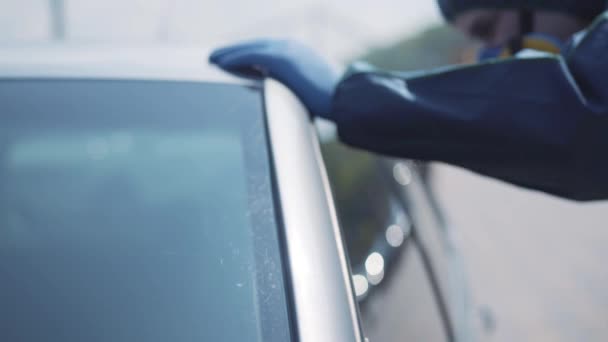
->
xmin=264 ymin=79 xmax=364 ymax=342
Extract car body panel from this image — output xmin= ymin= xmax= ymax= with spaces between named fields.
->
xmin=0 ymin=45 xmax=475 ymax=342
xmin=0 ymin=46 xmax=364 ymax=341
xmin=264 ymin=79 xmax=363 ymax=342
xmin=0 ymin=44 xmax=250 ymax=85
xmin=393 ymin=161 xmax=478 ymax=342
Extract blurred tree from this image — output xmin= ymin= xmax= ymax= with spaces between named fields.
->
xmin=49 ymin=0 xmax=66 ymax=40
xmin=358 ymin=25 xmax=477 ymax=71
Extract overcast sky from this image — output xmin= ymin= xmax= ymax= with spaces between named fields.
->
xmin=0 ymin=0 xmax=442 ymax=58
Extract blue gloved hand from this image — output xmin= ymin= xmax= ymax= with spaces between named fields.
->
xmin=209 ymin=39 xmax=339 ymax=118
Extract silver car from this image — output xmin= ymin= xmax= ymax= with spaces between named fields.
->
xmin=0 ymin=46 xmax=479 ymax=342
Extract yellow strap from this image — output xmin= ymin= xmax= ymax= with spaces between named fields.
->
xmin=522 ymin=37 xmax=562 ymax=54
xmin=496 ymin=36 xmax=561 ymax=59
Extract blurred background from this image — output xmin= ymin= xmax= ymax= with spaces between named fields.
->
xmin=2 ymin=1 xmax=608 ymax=341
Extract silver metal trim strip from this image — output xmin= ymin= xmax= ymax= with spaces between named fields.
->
xmin=264 ymin=79 xmax=362 ymax=342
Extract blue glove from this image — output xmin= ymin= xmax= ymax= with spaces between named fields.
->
xmin=209 ymin=39 xmax=339 ymax=118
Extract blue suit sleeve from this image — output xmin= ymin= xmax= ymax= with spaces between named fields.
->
xmin=331 ymin=14 xmax=608 ymax=201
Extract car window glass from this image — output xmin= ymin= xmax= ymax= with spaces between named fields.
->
xmin=0 ymin=80 xmax=292 ymax=342
xmin=321 ymin=141 xmax=393 ymax=267
xmin=320 ymin=140 xmax=448 ymax=342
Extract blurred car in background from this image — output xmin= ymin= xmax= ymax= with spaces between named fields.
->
xmin=0 ymin=46 xmax=478 ymax=342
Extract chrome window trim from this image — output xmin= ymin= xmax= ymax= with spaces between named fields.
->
xmin=264 ymin=79 xmax=363 ymax=342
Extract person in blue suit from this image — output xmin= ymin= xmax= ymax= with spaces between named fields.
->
xmin=210 ymin=0 xmax=608 ymax=201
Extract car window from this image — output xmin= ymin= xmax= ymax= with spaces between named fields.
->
xmin=320 ymin=140 xmax=448 ymax=342
xmin=321 ymin=141 xmax=393 ymax=268
xmin=0 ymin=80 xmax=292 ymax=342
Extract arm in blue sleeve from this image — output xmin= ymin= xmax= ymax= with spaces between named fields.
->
xmin=331 ymin=14 xmax=608 ymax=200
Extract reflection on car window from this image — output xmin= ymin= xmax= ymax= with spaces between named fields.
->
xmin=321 ymin=141 xmax=391 ymax=266
xmin=321 ymin=141 xmax=414 ymax=293
xmin=321 ymin=139 xmax=449 ymax=342
xmin=0 ymin=80 xmax=291 ymax=342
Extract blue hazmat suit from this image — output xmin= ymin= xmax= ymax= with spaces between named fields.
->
xmin=211 ymin=13 xmax=608 ymax=201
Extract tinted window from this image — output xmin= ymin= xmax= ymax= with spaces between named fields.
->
xmin=321 ymin=141 xmax=448 ymax=342
xmin=0 ymin=80 xmax=291 ymax=342
xmin=321 ymin=142 xmax=392 ymax=267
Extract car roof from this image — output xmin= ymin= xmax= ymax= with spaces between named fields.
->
xmin=0 ymin=43 xmax=254 ymax=85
